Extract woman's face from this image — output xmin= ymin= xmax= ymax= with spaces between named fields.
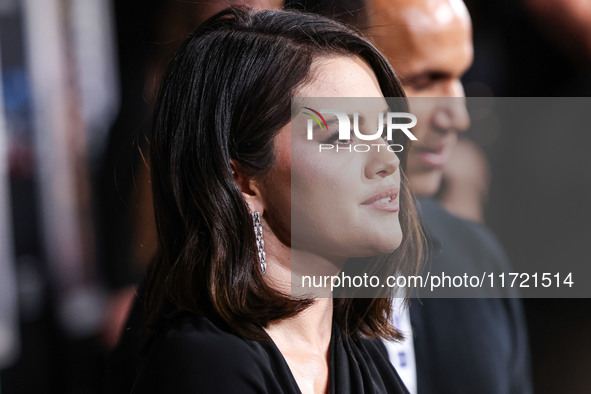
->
xmin=258 ymin=56 xmax=403 ymax=262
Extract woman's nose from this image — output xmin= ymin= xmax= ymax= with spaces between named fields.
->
xmin=365 ymin=145 xmax=400 ymax=179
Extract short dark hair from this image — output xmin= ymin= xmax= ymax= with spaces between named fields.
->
xmin=146 ymin=6 xmax=423 ymax=341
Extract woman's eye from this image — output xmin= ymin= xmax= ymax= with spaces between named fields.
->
xmin=335 ymin=138 xmax=353 ymax=146
xmin=324 ymin=131 xmax=352 ymax=145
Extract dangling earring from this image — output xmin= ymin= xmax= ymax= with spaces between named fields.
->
xmin=252 ymin=211 xmax=267 ymax=276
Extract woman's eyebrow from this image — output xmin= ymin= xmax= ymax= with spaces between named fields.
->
xmin=355 ymin=109 xmax=390 ymax=126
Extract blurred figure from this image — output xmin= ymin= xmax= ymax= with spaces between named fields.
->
xmin=462 ymin=1 xmax=591 ymax=393
xmin=2 ymin=1 xmax=119 ymax=393
xmin=437 ymin=137 xmax=490 ymax=223
xmin=523 ymin=0 xmax=591 ymax=62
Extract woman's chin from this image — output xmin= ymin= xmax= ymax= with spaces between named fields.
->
xmin=372 ymin=226 xmax=403 ymax=254
xmin=377 ymin=237 xmax=403 ymax=255
xmin=351 ymin=235 xmax=404 ymax=258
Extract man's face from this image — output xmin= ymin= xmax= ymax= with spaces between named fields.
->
xmin=368 ymin=0 xmax=474 ymax=196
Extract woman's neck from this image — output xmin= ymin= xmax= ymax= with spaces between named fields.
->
xmin=263 ymin=232 xmax=333 ymax=342
xmin=265 ymin=297 xmax=333 ymax=351
xmin=262 ymin=226 xmax=337 ymax=393
xmin=264 ymin=298 xmax=333 ymax=394
xmin=263 ymin=245 xmax=334 ymax=349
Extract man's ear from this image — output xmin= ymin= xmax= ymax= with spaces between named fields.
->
xmin=230 ymin=160 xmax=264 ymax=213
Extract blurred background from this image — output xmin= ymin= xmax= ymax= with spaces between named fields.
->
xmin=0 ymin=0 xmax=589 ymax=393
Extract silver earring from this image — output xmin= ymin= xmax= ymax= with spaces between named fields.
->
xmin=252 ymin=211 xmax=267 ymax=276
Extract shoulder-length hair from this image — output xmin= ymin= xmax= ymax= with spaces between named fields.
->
xmin=146 ymin=6 xmax=423 ymax=341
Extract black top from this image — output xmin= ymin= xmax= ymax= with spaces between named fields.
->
xmin=409 ymin=198 xmax=532 ymax=394
xmin=130 ymin=310 xmax=409 ymax=394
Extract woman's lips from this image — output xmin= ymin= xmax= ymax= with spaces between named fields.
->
xmin=413 ymin=145 xmax=452 ymax=168
xmin=362 ymin=186 xmax=400 ymax=212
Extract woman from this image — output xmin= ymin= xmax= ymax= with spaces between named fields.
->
xmin=132 ymin=7 xmax=423 ymax=394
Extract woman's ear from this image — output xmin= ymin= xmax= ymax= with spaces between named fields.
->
xmin=230 ymin=160 xmax=264 ymax=213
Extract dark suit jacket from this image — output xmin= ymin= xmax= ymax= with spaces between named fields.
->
xmin=410 ymin=198 xmax=533 ymax=394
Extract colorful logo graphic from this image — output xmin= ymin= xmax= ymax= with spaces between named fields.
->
xmin=303 ymin=107 xmax=328 ymax=131
xmin=302 ymin=106 xmax=417 ymax=153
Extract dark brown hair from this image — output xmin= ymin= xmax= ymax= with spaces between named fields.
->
xmin=146 ymin=6 xmax=423 ymax=341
